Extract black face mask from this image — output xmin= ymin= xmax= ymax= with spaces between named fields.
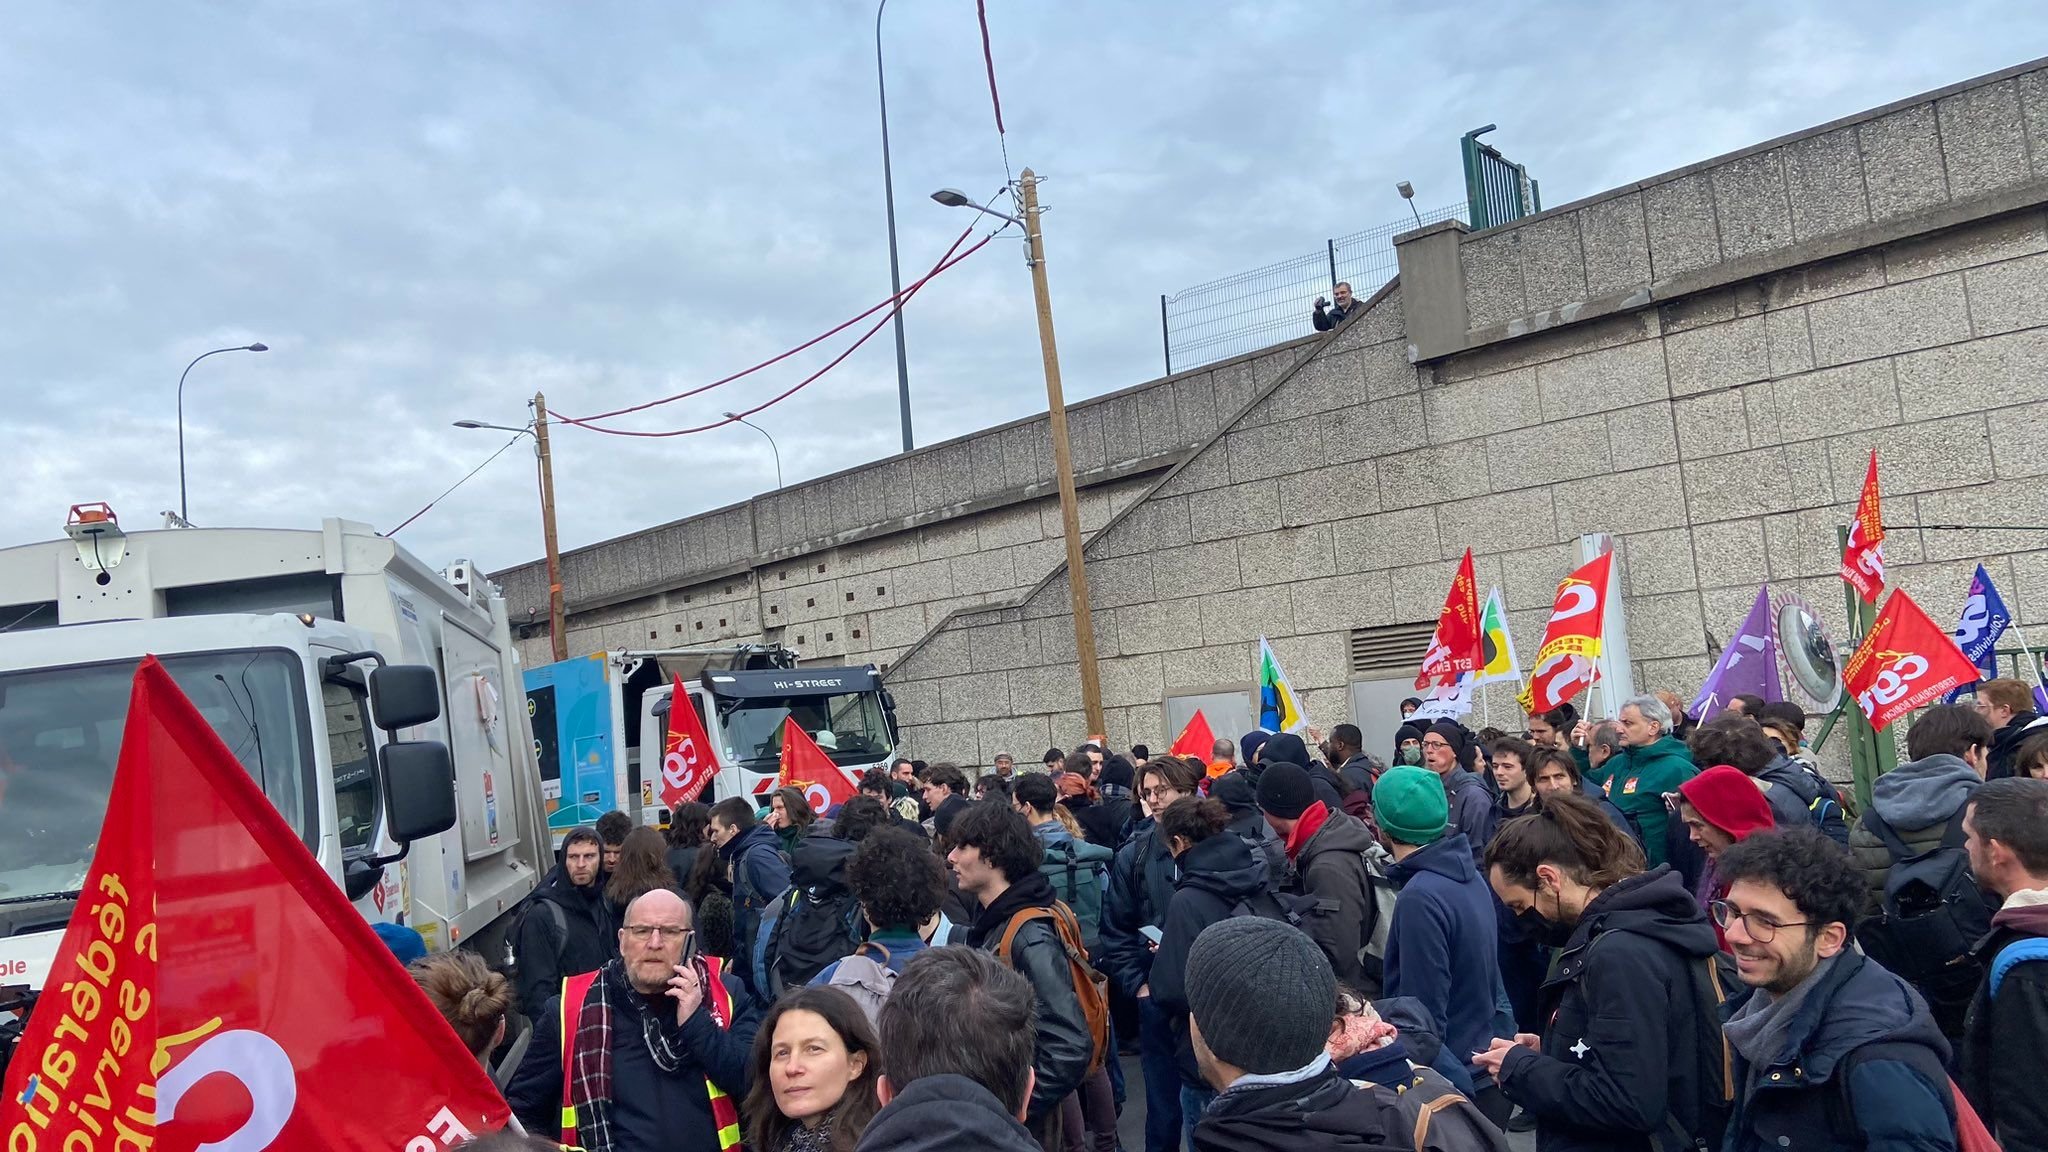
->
xmin=1518 ymin=885 xmax=1575 ymax=947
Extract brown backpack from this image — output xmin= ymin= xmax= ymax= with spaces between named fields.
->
xmin=995 ymin=900 xmax=1111 ymax=1074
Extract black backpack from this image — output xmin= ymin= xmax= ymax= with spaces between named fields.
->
xmin=1853 ymin=808 xmax=1993 ymax=1032
xmin=1583 ymin=933 xmax=1736 ymax=1152
xmin=766 ymin=884 xmax=866 ymax=997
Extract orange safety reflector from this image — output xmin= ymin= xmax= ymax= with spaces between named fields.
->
xmin=67 ymin=502 xmax=117 ymax=526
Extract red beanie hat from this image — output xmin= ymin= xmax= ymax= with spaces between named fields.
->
xmin=1677 ymin=765 xmax=1776 ymax=841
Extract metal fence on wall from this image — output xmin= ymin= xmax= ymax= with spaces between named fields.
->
xmin=1160 ymin=203 xmax=1466 ymax=373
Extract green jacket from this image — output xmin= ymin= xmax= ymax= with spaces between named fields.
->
xmin=1605 ymin=735 xmax=1696 ymax=866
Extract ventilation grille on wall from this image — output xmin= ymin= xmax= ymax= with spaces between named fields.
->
xmin=1348 ymin=621 xmax=1436 ymax=676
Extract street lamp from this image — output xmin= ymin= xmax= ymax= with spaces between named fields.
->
xmin=455 ymin=391 xmax=566 ymax=662
xmin=875 ymin=0 xmax=913 ymax=454
xmin=177 ymin=342 xmax=268 ymax=523
xmin=932 ymin=170 xmax=1106 ymax=736
xmin=722 ymin=412 xmax=784 ymax=489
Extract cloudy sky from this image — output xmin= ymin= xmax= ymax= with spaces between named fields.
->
xmin=0 ymin=2 xmax=2031 ymax=575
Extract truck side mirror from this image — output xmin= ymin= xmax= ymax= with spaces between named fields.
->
xmin=369 ymin=664 xmax=442 ymax=730
xmin=380 ymin=740 xmax=457 ymax=843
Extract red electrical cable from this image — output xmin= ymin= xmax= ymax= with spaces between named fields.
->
xmin=549 ymin=230 xmax=998 ymax=438
xmin=977 ymin=0 xmax=1005 ymax=135
xmin=563 ymin=219 xmax=981 ymax=424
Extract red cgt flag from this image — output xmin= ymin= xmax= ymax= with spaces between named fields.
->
xmin=1844 ymin=590 xmax=1982 ymax=731
xmin=1416 ymin=549 xmax=1484 ymax=690
xmin=1517 ymin=551 xmax=1614 ymax=715
xmin=660 ymin=675 xmax=722 ymax=809
xmin=0 ymin=657 xmax=509 ymax=1152
xmin=1168 ymin=710 xmax=1216 ymax=760
xmin=780 ymin=717 xmax=857 ymax=813
xmin=1841 ymin=450 xmax=1886 ymax=604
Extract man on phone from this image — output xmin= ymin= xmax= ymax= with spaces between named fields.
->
xmin=1311 ymin=282 xmax=1360 ymax=331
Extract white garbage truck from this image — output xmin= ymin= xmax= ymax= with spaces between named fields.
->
xmin=0 ymin=506 xmax=551 ymax=1011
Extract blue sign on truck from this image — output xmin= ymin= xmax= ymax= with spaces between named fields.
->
xmin=524 ymin=654 xmax=618 ymax=832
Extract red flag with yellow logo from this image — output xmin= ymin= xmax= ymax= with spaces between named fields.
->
xmin=1844 ymin=590 xmax=1981 ymax=730
xmin=779 ymin=717 xmax=857 ymax=813
xmin=0 ymin=656 xmax=509 ymax=1151
xmin=1841 ymin=451 xmax=1886 ymax=604
xmin=1168 ymin=710 xmax=1216 ymax=760
xmin=660 ymin=675 xmax=722 ymax=809
xmin=1416 ymin=549 xmax=1483 ymax=690
xmin=1517 ymin=552 xmax=1614 ymax=714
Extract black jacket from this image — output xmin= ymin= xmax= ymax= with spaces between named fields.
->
xmin=1193 ymin=1067 xmax=1392 ymax=1151
xmin=1755 ymin=754 xmax=1850 ymax=844
xmin=1099 ymin=819 xmax=1178 ymax=998
xmin=1310 ymin=297 xmax=1362 ymax=333
xmin=1336 ymin=752 xmax=1381 ymax=795
xmin=1151 ymin=831 xmax=1274 ymax=1086
xmin=1287 ymin=807 xmax=1380 ymax=991
xmin=969 ymin=872 xmax=1092 ymax=1124
xmin=1497 ymin=868 xmax=1725 ymax=1152
xmin=1067 ymin=792 xmax=1132 ymax=851
xmin=515 ymin=871 xmax=616 ymax=1024
xmin=1990 ymin=712 xmax=2044 ymax=779
xmin=855 ymin=1074 xmax=1040 ymax=1152
xmin=1725 ymin=950 xmax=1956 ymax=1152
xmin=505 ymin=958 xmax=760 ymax=1150
xmin=1963 ymin=901 xmax=2048 ymax=1152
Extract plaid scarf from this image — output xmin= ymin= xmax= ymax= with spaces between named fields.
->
xmin=568 ymin=959 xmax=694 ymax=1152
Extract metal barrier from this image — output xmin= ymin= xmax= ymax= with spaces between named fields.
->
xmin=1462 ymin=125 xmax=1541 ymax=231
xmin=1159 ymin=203 xmax=1466 ymax=373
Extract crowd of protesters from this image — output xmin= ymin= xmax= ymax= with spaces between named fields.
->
xmin=433 ymin=682 xmax=2048 ymax=1152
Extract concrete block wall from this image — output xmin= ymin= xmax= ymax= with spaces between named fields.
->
xmin=496 ymin=340 xmax=1316 ymax=672
xmin=886 ymin=56 xmax=2048 ymax=770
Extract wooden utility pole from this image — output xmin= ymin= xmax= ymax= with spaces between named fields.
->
xmin=533 ymin=391 xmax=568 ymax=662
xmin=1020 ymin=169 xmax=1105 ymax=737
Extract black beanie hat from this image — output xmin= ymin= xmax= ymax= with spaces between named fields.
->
xmin=1255 ymin=762 xmax=1315 ymax=820
xmin=1099 ymin=755 xmax=1135 ymax=790
xmin=1210 ymin=769 xmax=1257 ymax=817
xmin=1428 ymin=720 xmax=1475 ymax=769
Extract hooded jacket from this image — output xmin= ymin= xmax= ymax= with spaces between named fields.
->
xmin=1385 ymin=832 xmax=1500 ymax=1076
xmin=1440 ymin=767 xmax=1497 ymax=865
xmin=854 ymin=1073 xmax=1040 ymax=1152
xmin=967 ymin=871 xmax=1092 ymax=1124
xmin=1151 ymin=831 xmax=1275 ymax=1086
xmin=1098 ymin=817 xmax=1179 ymax=998
xmin=1962 ymin=894 xmax=2048 ymax=1151
xmin=720 ymin=822 xmax=792 ymax=1001
xmin=1847 ymin=753 xmax=1983 ymax=917
xmin=1497 ymin=868 xmax=1725 ymax=1152
xmin=1286 ymin=806 xmax=1382 ymax=990
xmin=1754 ymin=753 xmax=1850 ymax=843
xmin=1605 ymin=736 xmax=1697 ymax=867
xmin=515 ymin=867 xmax=618 ymax=1025
xmin=1723 ymin=950 xmax=1956 ymax=1152
xmin=1193 ymin=1067 xmax=1393 ymax=1152
xmin=1990 ymin=711 xmax=2045 ymax=779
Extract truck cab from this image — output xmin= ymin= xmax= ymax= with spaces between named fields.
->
xmin=0 ymin=507 xmax=549 ymax=995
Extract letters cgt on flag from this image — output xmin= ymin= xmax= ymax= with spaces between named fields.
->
xmin=1517 ymin=552 xmax=1613 ymax=714
xmin=1840 ymin=450 xmax=1886 ymax=604
xmin=1417 ymin=549 xmax=1483 ymax=691
xmin=660 ymin=674 xmax=722 ymax=809
xmin=0 ymin=656 xmax=510 ymax=1152
xmin=1845 ymin=590 xmax=1982 ymax=731
xmin=780 ymin=716 xmax=857 ymax=813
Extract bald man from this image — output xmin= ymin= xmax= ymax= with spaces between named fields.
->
xmin=507 ymin=889 xmax=761 ymax=1149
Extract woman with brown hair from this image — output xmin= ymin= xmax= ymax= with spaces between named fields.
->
xmin=742 ymin=985 xmax=882 ymax=1152
xmin=767 ymin=785 xmax=819 ymax=856
xmin=604 ymin=825 xmax=681 ymax=923
xmin=410 ymin=950 xmax=516 ymax=1063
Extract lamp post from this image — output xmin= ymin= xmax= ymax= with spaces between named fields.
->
xmin=455 ymin=390 xmax=566 ymax=661
xmin=177 ymin=342 xmax=268 ymax=523
xmin=722 ymin=411 xmax=784 ymax=489
xmin=875 ymin=0 xmax=914 ymax=453
xmin=932 ymin=173 xmax=1105 ymax=736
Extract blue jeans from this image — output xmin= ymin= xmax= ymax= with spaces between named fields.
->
xmin=1180 ymin=1084 xmax=1216 ymax=1150
xmin=1138 ymin=996 xmax=1182 ymax=1152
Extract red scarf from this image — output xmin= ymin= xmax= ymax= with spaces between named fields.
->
xmin=1284 ymin=801 xmax=1331 ymax=861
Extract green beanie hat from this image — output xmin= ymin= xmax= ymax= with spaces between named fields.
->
xmin=1373 ymin=765 xmax=1449 ymax=847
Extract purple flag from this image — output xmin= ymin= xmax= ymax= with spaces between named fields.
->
xmin=1691 ymin=586 xmax=1782 ymax=722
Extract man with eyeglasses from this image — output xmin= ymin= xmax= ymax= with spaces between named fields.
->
xmin=1714 ymin=828 xmax=1957 ymax=1152
xmin=1100 ymin=756 xmax=1204 ymax=1152
xmin=509 ymin=889 xmax=761 ymax=1152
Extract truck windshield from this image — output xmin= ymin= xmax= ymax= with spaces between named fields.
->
xmin=0 ymin=650 xmax=314 ymax=902
xmin=720 ymin=690 xmax=894 ymax=769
